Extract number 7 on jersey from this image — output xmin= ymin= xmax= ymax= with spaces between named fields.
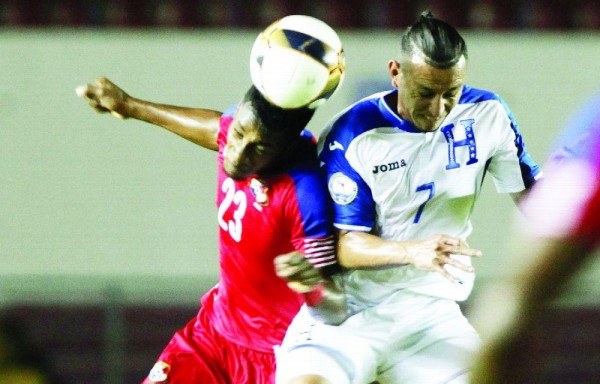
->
xmin=414 ymin=182 xmax=435 ymax=224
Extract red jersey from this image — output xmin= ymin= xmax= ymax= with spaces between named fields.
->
xmin=206 ymin=108 xmax=337 ymax=352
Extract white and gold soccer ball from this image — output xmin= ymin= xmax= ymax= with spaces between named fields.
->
xmin=249 ymin=15 xmax=345 ymax=109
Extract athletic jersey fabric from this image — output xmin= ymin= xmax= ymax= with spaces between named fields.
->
xmin=209 ymin=106 xmax=336 ymax=352
xmin=319 ymin=86 xmax=542 ymax=305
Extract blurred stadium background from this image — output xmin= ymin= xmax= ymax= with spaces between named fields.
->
xmin=0 ymin=0 xmax=599 ymax=382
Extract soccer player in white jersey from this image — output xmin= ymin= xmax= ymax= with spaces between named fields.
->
xmin=275 ymin=11 xmax=542 ymax=384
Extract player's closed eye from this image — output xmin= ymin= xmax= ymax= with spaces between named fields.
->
xmin=253 ymin=144 xmax=268 ymax=155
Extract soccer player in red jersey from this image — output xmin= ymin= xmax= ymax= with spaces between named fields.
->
xmin=76 ymin=77 xmax=346 ymax=384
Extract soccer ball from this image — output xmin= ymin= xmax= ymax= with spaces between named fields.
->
xmin=250 ymin=15 xmax=345 ymax=109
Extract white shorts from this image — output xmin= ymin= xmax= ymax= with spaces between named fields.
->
xmin=276 ymin=290 xmax=481 ymax=384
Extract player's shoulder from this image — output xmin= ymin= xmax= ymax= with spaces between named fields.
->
xmin=319 ymin=90 xmax=392 ymax=149
xmin=459 ymin=84 xmax=517 ymax=119
xmin=459 ymin=85 xmax=504 ymax=105
xmin=286 ymin=135 xmax=321 ymax=176
xmin=285 ymin=163 xmax=329 ymax=205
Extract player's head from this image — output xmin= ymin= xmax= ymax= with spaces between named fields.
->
xmin=223 ymin=86 xmax=315 ymax=180
xmin=388 ymin=10 xmax=468 ymax=133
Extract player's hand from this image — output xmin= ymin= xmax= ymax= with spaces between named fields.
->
xmin=75 ymin=77 xmax=129 ymax=119
xmin=274 ymin=251 xmax=323 ymax=293
xmin=404 ymin=234 xmax=482 ymax=284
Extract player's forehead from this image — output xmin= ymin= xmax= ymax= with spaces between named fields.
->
xmin=232 ymin=103 xmax=283 ymax=145
xmin=232 ymin=103 xmax=260 ymax=134
xmin=405 ymin=54 xmax=466 ymax=90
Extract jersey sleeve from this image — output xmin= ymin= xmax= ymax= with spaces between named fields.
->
xmin=319 ymin=119 xmax=376 ymax=232
xmin=287 ymin=168 xmax=338 ymax=272
xmin=487 ymin=96 xmax=542 ymax=192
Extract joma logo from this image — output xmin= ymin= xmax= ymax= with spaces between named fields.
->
xmin=372 ymin=160 xmax=406 ymax=174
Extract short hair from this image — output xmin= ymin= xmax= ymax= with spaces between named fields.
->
xmin=400 ymin=10 xmax=468 ymax=69
xmin=242 ymin=85 xmax=315 ymax=140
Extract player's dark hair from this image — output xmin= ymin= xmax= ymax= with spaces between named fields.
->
xmin=243 ymin=85 xmax=315 ymax=140
xmin=400 ymin=10 xmax=467 ymax=69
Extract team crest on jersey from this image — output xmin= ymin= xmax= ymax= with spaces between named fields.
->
xmin=249 ymin=178 xmax=270 ymax=205
xmin=328 ymin=172 xmax=358 ymax=205
xmin=147 ymin=361 xmax=170 ymax=383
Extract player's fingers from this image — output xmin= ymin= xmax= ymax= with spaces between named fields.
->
xmin=442 ymin=236 xmax=460 ymax=245
xmin=274 ymin=257 xmax=311 ymax=277
xmin=75 ymin=85 xmax=88 ymax=98
xmin=440 ymin=236 xmax=472 ymax=249
xmin=93 ymin=105 xmax=110 ymax=114
xmin=95 ymin=76 xmax=109 ymax=87
xmin=277 ymin=263 xmax=318 ymax=280
xmin=288 ymin=281 xmax=318 ymax=293
xmin=435 ymin=265 xmax=461 ymax=284
xmin=442 ymin=256 xmax=474 ymax=273
xmin=443 ymin=243 xmax=482 ymax=258
xmin=76 ymin=84 xmax=104 ymax=105
xmin=458 ymin=246 xmax=482 ymax=258
xmin=274 ymin=251 xmax=303 ymax=267
xmin=282 ymin=267 xmax=322 ymax=289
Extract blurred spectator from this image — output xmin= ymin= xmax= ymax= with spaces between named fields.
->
xmin=517 ymin=0 xmax=570 ymax=29
xmin=302 ymin=0 xmax=363 ymax=28
xmin=572 ymin=0 xmax=600 ymax=29
xmin=254 ymin=0 xmax=295 ymax=26
xmin=360 ymin=0 xmax=416 ymax=29
xmin=49 ymin=0 xmax=84 ymax=26
xmin=102 ymin=0 xmax=133 ymax=26
xmin=197 ymin=0 xmax=238 ymax=26
xmin=0 ymin=0 xmax=26 ymax=25
xmin=468 ymin=0 xmax=499 ymax=29
xmin=0 ymin=314 xmax=56 ymax=384
xmin=0 ymin=0 xmax=598 ymax=29
xmin=150 ymin=0 xmax=184 ymax=27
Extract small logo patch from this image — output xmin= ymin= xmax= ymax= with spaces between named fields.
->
xmin=148 ymin=361 xmax=170 ymax=383
xmin=328 ymin=141 xmax=344 ymax=151
xmin=328 ymin=172 xmax=358 ymax=205
xmin=249 ymin=178 xmax=270 ymax=206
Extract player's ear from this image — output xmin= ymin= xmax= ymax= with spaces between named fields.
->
xmin=388 ymin=60 xmax=401 ymax=88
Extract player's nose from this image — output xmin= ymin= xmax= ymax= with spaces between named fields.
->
xmin=428 ymin=95 xmax=444 ymax=118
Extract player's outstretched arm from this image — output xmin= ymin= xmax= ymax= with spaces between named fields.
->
xmin=76 ymin=77 xmax=221 ymax=151
xmin=337 ymin=231 xmax=482 ymax=284
xmin=274 ymin=251 xmax=347 ymax=325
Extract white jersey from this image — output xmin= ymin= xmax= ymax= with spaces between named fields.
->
xmin=319 ymin=86 xmax=542 ymax=306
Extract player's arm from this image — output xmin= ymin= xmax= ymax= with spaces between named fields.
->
xmin=274 ymin=251 xmax=347 ymax=325
xmin=336 ymin=230 xmax=482 ymax=284
xmin=76 ymin=77 xmax=220 ymax=151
